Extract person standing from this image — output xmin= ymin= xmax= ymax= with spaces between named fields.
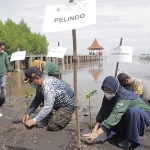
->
xmin=0 ymin=42 xmax=11 ymax=98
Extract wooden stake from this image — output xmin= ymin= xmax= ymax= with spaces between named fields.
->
xmin=115 ymin=38 xmax=123 ymax=77
xmin=70 ymin=0 xmax=81 ymax=149
xmin=20 ymin=60 xmax=26 ymax=93
xmin=58 ymin=42 xmax=61 ymax=79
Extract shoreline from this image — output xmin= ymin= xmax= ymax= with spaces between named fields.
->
xmin=0 ymin=97 xmax=150 ymax=150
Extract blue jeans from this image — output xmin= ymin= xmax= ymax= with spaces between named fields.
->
xmin=0 ymin=75 xmax=6 ymax=98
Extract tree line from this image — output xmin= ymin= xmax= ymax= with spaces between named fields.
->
xmin=0 ymin=19 xmax=48 ymax=55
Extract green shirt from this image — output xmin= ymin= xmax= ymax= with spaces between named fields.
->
xmin=0 ymin=51 xmax=11 ymax=76
xmin=42 ymin=61 xmax=59 ymax=75
xmin=96 ymin=98 xmax=150 ymax=129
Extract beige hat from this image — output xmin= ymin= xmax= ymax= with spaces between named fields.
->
xmin=32 ymin=60 xmax=44 ymax=72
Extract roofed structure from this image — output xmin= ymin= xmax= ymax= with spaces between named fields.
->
xmin=87 ymin=38 xmax=104 ymax=56
xmin=87 ymin=38 xmax=104 ymax=50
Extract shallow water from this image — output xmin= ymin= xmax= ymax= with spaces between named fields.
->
xmin=5 ymin=56 xmax=150 ymax=114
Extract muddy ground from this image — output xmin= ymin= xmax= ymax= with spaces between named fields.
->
xmin=0 ymin=97 xmax=150 ymax=150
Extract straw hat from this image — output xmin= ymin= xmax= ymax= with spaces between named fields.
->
xmin=32 ymin=60 xmax=44 ymax=72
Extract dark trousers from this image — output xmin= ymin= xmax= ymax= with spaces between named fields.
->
xmin=0 ymin=93 xmax=5 ymax=106
xmin=111 ymin=107 xmax=150 ymax=148
xmin=38 ymin=107 xmax=73 ymax=131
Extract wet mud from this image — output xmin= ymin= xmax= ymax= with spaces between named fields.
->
xmin=1 ymin=102 xmax=150 ymax=150
xmin=1 ymin=58 xmax=150 ymax=149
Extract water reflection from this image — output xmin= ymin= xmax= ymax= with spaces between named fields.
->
xmin=4 ymin=57 xmax=150 ymax=112
xmin=139 ymin=58 xmax=150 ymax=64
xmin=6 ymin=71 xmax=35 ymax=97
xmin=89 ymin=61 xmax=103 ymax=81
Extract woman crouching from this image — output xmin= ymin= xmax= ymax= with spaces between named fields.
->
xmin=83 ymin=76 xmax=150 ymax=149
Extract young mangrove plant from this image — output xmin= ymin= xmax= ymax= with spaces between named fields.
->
xmin=84 ymin=90 xmax=98 ymax=132
xmin=25 ymin=91 xmax=33 ymax=111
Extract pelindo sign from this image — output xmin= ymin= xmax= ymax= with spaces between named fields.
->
xmin=42 ymin=0 xmax=96 ymax=32
xmin=109 ymin=46 xmax=133 ymax=63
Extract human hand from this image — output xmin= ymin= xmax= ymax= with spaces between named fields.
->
xmin=7 ymin=72 xmax=11 ymax=78
xmin=22 ymin=114 xmax=29 ymax=123
xmin=82 ymin=132 xmax=99 ymax=142
xmin=92 ymin=129 xmax=97 ymax=133
xmin=134 ymin=82 xmax=140 ymax=90
xmin=92 ymin=122 xmax=100 ymax=133
xmin=25 ymin=119 xmax=35 ymax=127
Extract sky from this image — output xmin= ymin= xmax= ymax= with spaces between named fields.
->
xmin=0 ymin=0 xmax=150 ymax=56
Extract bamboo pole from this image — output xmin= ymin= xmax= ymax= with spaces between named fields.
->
xmin=70 ymin=0 xmax=81 ymax=149
xmin=58 ymin=42 xmax=61 ymax=79
xmin=115 ymin=38 xmax=123 ymax=77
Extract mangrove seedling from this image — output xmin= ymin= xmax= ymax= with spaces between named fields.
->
xmin=6 ymin=79 xmax=14 ymax=106
xmin=25 ymin=91 xmax=33 ymax=111
xmin=84 ymin=90 xmax=98 ymax=132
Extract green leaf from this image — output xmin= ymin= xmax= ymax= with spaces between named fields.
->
xmin=90 ymin=90 xmax=98 ymax=95
xmin=86 ymin=95 xmax=90 ymax=99
xmin=90 ymin=90 xmax=98 ymax=96
xmin=30 ymin=94 xmax=33 ymax=97
xmin=84 ymin=90 xmax=89 ymax=95
xmin=25 ymin=91 xmax=29 ymax=95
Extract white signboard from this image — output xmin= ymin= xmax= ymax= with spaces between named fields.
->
xmin=10 ymin=51 xmax=26 ymax=62
xmin=109 ymin=46 xmax=133 ymax=63
xmin=42 ymin=0 xmax=96 ymax=32
xmin=47 ymin=47 xmax=67 ymax=58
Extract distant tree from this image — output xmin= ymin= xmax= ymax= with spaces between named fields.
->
xmin=0 ymin=18 xmax=48 ymax=54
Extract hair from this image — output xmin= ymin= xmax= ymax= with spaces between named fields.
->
xmin=0 ymin=42 xmax=5 ymax=46
xmin=117 ymin=73 xmax=129 ymax=86
xmin=37 ymin=72 xmax=44 ymax=77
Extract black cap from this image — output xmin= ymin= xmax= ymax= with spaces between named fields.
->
xmin=24 ymin=67 xmax=42 ymax=83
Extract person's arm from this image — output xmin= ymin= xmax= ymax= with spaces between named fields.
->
xmin=5 ymin=53 xmax=11 ymax=72
xmin=92 ymin=122 xmax=101 ymax=133
xmin=134 ymin=83 xmax=143 ymax=96
xmin=23 ymin=93 xmax=41 ymax=124
xmin=26 ymin=95 xmax=42 ymax=115
xmin=91 ymin=107 xmax=104 ymax=133
xmin=33 ymin=89 xmax=55 ymax=124
xmin=101 ymin=99 xmax=131 ymax=130
xmin=96 ymin=107 xmax=104 ymax=123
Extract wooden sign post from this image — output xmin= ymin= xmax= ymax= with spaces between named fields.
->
xmin=70 ymin=0 xmax=81 ymax=149
xmin=115 ymin=38 xmax=123 ymax=77
xmin=57 ymin=42 xmax=61 ymax=79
